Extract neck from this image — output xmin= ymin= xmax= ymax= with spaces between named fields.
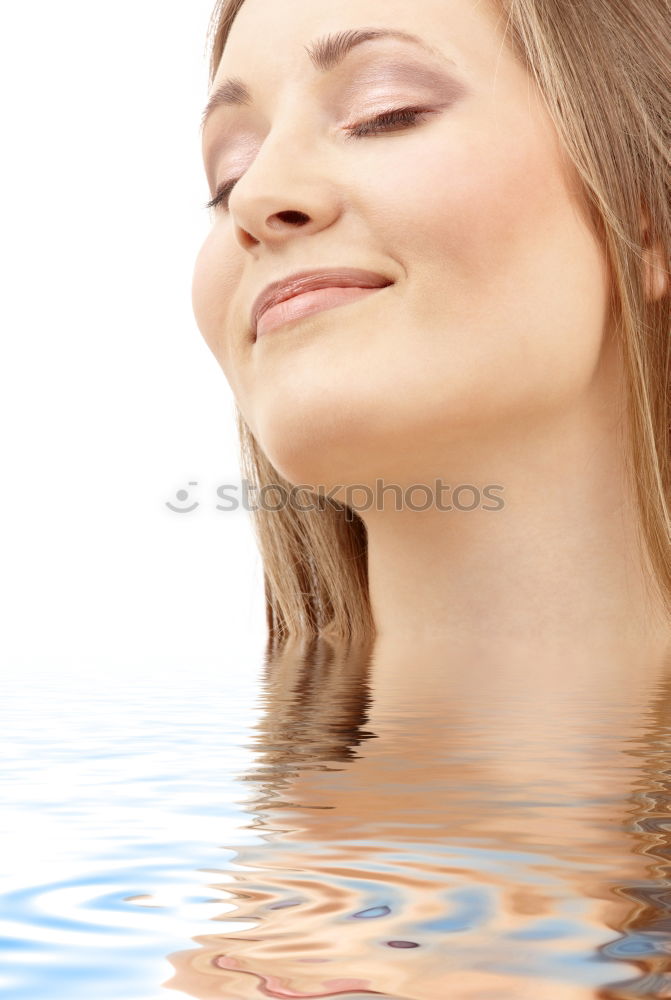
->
xmin=360 ymin=392 xmax=670 ymax=659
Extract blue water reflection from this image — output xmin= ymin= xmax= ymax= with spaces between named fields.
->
xmin=2 ymin=641 xmax=671 ymax=999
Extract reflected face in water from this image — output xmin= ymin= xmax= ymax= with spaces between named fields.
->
xmin=192 ymin=0 xmax=610 ymax=491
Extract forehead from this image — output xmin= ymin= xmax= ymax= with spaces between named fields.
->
xmin=214 ymin=0 xmax=508 ymax=84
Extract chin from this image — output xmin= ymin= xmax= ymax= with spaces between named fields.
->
xmin=256 ymin=426 xmax=419 ymax=503
xmin=256 ymin=440 xmax=356 ymax=499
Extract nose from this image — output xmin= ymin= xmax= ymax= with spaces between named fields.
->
xmin=228 ymin=121 xmax=343 ymax=252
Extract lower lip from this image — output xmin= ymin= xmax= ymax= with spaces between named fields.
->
xmin=255 ymin=285 xmax=388 ymax=339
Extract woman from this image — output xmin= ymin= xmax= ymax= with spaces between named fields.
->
xmin=192 ymin=0 xmax=671 ymax=658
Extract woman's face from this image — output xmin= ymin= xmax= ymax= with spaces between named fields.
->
xmin=193 ymin=0 xmax=611 ymax=492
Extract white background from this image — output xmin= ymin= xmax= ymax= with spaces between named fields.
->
xmin=0 ymin=1 xmax=268 ymax=674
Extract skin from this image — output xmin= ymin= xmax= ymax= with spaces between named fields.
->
xmin=192 ymin=0 xmax=671 ymax=658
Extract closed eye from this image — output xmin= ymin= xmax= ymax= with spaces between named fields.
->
xmin=204 ymin=105 xmax=434 ymax=212
xmin=205 ymin=178 xmax=238 ymax=212
xmin=343 ymin=104 xmax=433 ymax=138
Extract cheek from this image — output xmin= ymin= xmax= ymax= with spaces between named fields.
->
xmin=373 ymin=112 xmax=610 ymax=408
xmin=191 ymin=229 xmax=243 ymax=377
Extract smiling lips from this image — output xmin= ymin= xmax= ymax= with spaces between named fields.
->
xmin=252 ymin=268 xmax=394 ymax=339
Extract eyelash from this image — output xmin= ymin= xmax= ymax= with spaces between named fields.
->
xmin=204 ymin=105 xmax=432 ymax=212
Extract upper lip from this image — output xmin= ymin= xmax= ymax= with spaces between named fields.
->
xmin=251 ymin=267 xmax=394 ymax=338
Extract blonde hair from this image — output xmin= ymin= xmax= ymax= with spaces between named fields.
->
xmin=202 ymin=0 xmax=671 ymax=644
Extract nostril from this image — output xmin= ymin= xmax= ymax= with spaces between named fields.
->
xmin=274 ymin=209 xmax=311 ymax=225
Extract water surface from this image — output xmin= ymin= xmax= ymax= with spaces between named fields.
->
xmin=3 ymin=639 xmax=671 ymax=999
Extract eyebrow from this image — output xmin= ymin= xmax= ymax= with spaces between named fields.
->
xmin=200 ymin=27 xmax=456 ymax=133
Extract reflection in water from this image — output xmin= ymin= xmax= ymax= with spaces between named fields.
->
xmin=599 ymin=674 xmax=671 ymax=999
xmin=162 ymin=637 xmax=671 ymax=999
